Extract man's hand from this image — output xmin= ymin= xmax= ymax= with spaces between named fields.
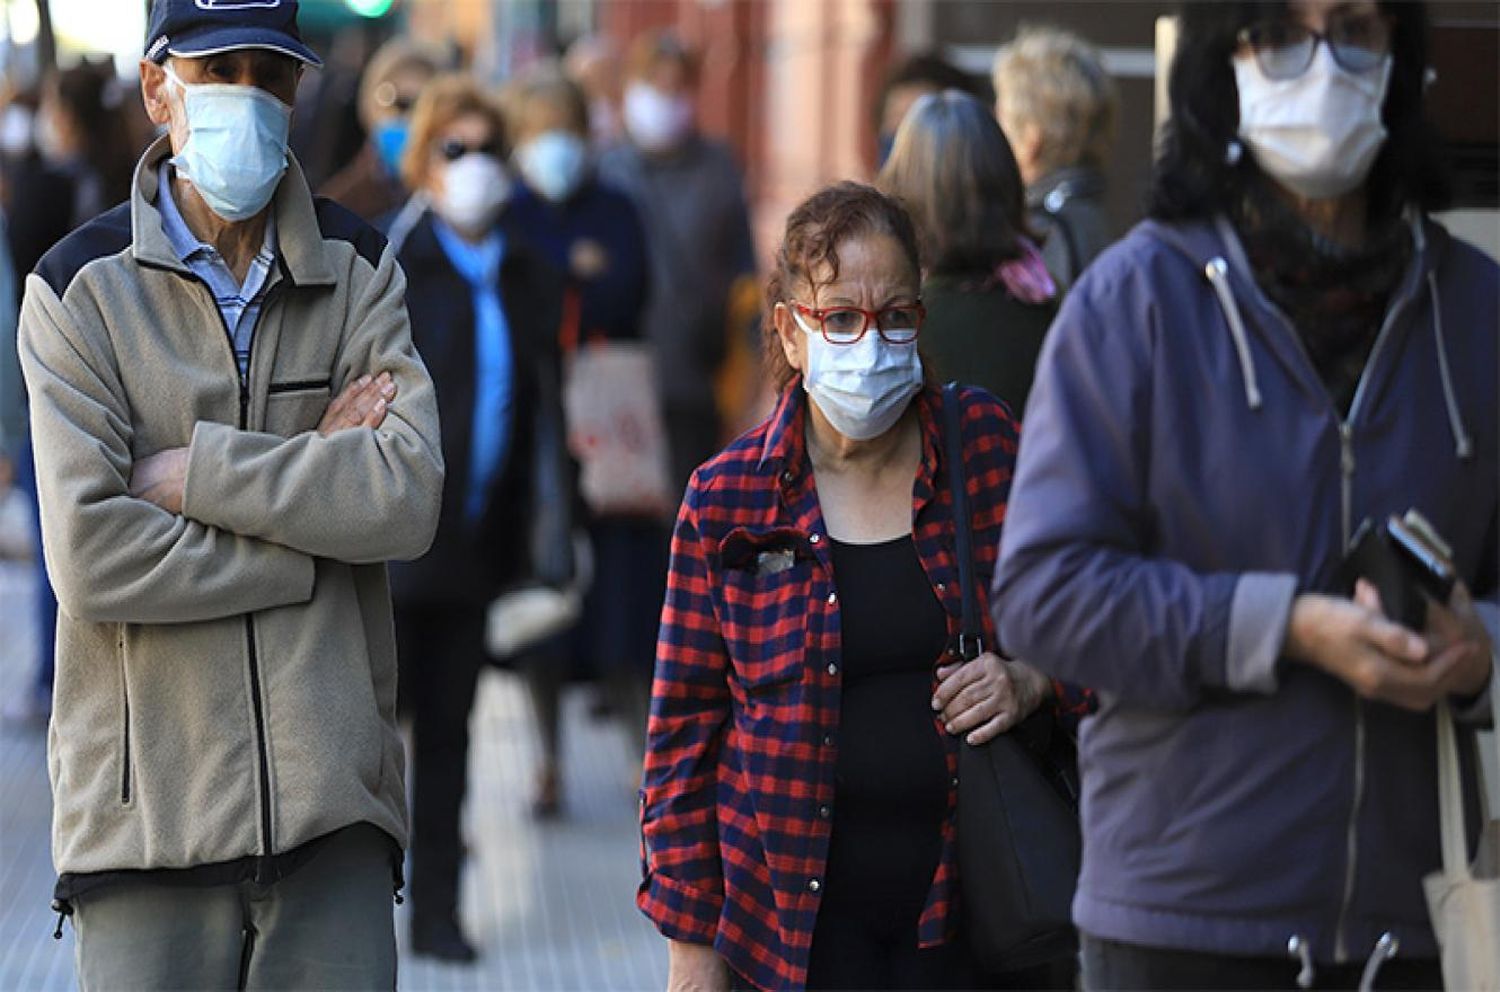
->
xmin=666 ymin=939 xmax=729 ymax=992
xmin=933 ymin=651 xmax=1054 ymax=745
xmin=1284 ymin=579 xmax=1487 ymax=711
xmin=129 ymin=448 xmax=189 ymax=515
xmin=318 ymin=372 xmax=396 ymax=437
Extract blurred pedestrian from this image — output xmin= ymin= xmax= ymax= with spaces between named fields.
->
xmin=36 ymin=63 xmax=136 ymax=229
xmin=639 ymin=182 xmax=1088 ymax=992
xmin=19 ymin=1 xmax=444 ymax=986
xmin=993 ymin=2 xmax=1495 ymax=988
xmin=386 ymin=74 xmax=573 ymax=962
xmin=321 ymin=38 xmax=444 ymax=222
xmin=564 ymin=34 xmax=625 ymax=152
xmin=874 ymin=53 xmax=984 ymax=170
xmin=2 ymin=89 xmax=79 ymax=282
xmin=599 ymin=29 xmax=756 ymax=496
xmin=878 ymin=89 xmax=1057 ymax=416
xmin=505 ymin=66 xmax=664 ymax=815
xmin=992 ymin=26 xmax=1118 ymax=291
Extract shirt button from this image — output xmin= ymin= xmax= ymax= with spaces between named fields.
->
xmin=827 ymin=592 xmax=837 ymax=605
xmin=808 ymin=878 xmax=822 ymax=893
xmin=827 ymin=663 xmax=839 ymax=676
xmin=781 ymin=470 xmax=795 ymax=485
xmin=818 ymin=804 xmax=832 ymax=820
xmin=822 ymin=733 xmax=835 ymax=747
xmin=951 ymin=776 xmax=960 ymax=788
xmin=809 ymin=534 xmax=820 ymax=544
xmin=936 ymin=582 xmax=946 ymax=592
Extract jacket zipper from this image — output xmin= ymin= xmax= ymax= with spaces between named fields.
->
xmin=1228 ymin=249 xmax=1412 ymax=964
xmin=175 ymin=266 xmax=284 ymax=878
xmin=119 ymin=626 xmax=131 ymax=805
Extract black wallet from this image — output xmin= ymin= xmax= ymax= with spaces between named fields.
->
xmin=1341 ymin=510 xmax=1457 ymax=630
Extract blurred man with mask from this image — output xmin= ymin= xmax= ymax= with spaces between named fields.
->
xmin=598 ymin=29 xmax=755 ymax=494
xmin=17 ymin=1 xmax=444 ymax=986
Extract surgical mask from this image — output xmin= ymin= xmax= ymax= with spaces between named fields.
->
xmin=1234 ymin=45 xmax=1391 ymax=200
xmin=164 ymin=65 xmax=291 ymax=222
xmin=373 ymin=118 xmax=410 ymax=179
xmin=435 ymin=152 xmax=510 ymax=233
xmin=623 ymin=82 xmax=694 ymax=153
xmin=0 ymin=105 xmax=32 ymax=158
xmin=515 ymin=130 xmax=589 ymax=202
xmin=794 ymin=309 xmax=923 ymax=441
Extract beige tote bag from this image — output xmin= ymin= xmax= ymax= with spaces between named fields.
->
xmin=1424 ymin=692 xmax=1500 ymax=991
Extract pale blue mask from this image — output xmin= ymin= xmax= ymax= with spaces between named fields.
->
xmin=515 ymin=130 xmax=589 ymax=203
xmin=165 ymin=65 xmax=291 ymax=222
xmin=373 ymin=118 xmax=410 ymax=179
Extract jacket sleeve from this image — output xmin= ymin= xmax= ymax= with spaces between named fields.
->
xmin=637 ymin=477 xmax=727 ymax=945
xmin=17 ymin=275 xmax=315 ymax=625
xmin=180 ymin=245 xmax=444 ymax=564
xmin=992 ymin=275 xmax=1297 ymax=710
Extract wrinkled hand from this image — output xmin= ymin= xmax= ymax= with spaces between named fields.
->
xmin=1285 ymin=579 xmax=1489 ymax=711
xmin=933 ymin=651 xmax=1053 ymax=745
xmin=318 ymin=372 xmax=396 ymax=436
xmin=128 ymin=447 xmax=190 ymax=515
xmin=666 ymin=939 xmax=729 ymax=992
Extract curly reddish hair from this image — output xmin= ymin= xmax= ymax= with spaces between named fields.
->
xmin=763 ymin=182 xmax=922 ymax=392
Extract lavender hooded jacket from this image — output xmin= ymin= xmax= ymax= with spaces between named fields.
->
xmin=993 ymin=212 xmax=1497 ymax=969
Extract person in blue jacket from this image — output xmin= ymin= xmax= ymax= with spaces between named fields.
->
xmin=506 ymin=66 xmax=666 ymax=815
xmin=993 ymin=2 xmax=1496 ymax=988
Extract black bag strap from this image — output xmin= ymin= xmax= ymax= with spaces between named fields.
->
xmin=942 ymin=381 xmax=984 ymax=662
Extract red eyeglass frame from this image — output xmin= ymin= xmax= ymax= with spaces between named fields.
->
xmin=790 ymin=300 xmax=926 ymax=345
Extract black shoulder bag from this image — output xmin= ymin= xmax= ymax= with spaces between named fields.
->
xmin=941 ymin=381 xmax=1081 ymax=974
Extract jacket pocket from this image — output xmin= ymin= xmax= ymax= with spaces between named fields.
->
xmin=118 ymin=625 xmax=132 ymax=807
xmin=264 ymin=382 xmax=332 ymax=438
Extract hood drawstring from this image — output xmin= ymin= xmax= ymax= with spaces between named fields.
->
xmin=1286 ymin=934 xmax=1316 ymax=988
xmin=1358 ymin=932 xmax=1400 ymax=992
xmin=1204 ymin=258 xmax=1264 ymax=410
xmin=50 ymin=898 xmax=72 ymax=940
xmin=1426 ymin=271 xmax=1475 ymax=461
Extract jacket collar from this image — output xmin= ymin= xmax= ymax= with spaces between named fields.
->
xmin=130 ymin=134 xmax=337 ymax=287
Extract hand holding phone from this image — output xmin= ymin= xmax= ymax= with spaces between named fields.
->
xmin=1341 ymin=510 xmax=1457 ymax=631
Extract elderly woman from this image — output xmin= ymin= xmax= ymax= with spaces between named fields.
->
xmin=384 ymin=75 xmax=571 ymax=963
xmin=991 ymin=26 xmax=1117 ymax=290
xmin=878 ymin=89 xmax=1058 ymax=416
xmin=638 ymin=182 xmax=1088 ymax=992
xmin=994 ymin=1 xmax=1497 ymax=988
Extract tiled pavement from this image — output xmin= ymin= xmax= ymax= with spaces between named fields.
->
xmin=0 ymin=556 xmax=669 ymax=991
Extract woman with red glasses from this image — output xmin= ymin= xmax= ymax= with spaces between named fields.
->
xmin=638 ymin=182 xmax=1089 ymax=992
xmin=382 ymin=75 xmax=574 ymax=964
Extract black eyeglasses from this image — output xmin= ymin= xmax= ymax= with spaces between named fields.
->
xmin=437 ymin=138 xmax=501 ymax=162
xmin=1237 ymin=12 xmax=1392 ymax=81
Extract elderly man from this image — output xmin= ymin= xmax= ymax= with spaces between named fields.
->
xmin=17 ymin=1 xmax=443 ymax=987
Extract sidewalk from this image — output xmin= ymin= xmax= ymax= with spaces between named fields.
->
xmin=0 ymin=560 xmax=669 ymax=991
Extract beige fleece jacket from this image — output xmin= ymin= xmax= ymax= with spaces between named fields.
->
xmin=18 ymin=137 xmax=443 ymax=879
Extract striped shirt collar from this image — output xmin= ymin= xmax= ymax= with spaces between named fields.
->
xmin=156 ymin=163 xmax=278 ymax=289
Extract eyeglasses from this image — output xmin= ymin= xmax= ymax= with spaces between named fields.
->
xmin=437 ymin=137 xmax=501 ymax=162
xmin=1237 ymin=12 xmax=1392 ymax=81
xmin=791 ymin=300 xmax=924 ymax=345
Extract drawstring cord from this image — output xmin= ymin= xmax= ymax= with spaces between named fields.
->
xmin=1287 ymin=934 xmax=1316 ymax=989
xmin=50 ymin=899 xmax=72 ymax=940
xmin=1358 ymin=932 xmax=1400 ymax=992
xmin=1426 ymin=271 xmax=1474 ymax=461
xmin=1204 ymin=258 xmax=1264 ymax=411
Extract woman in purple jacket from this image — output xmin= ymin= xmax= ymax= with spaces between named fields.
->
xmin=994 ymin=1 xmax=1496 ymax=988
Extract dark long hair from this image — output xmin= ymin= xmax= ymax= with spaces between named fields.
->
xmin=877 ymin=89 xmax=1032 ymax=277
xmin=49 ymin=64 xmax=135 ymax=205
xmin=1149 ymin=0 xmax=1447 ymax=221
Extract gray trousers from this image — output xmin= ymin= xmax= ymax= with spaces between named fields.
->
xmin=72 ymin=823 xmax=398 ymax=991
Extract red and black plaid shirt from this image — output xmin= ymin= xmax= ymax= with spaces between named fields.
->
xmin=638 ymin=382 xmax=1091 ymax=991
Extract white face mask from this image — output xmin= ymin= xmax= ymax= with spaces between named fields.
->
xmin=164 ymin=65 xmax=291 ymax=222
xmin=794 ymin=309 xmax=923 ymax=441
xmin=435 ymin=152 xmax=510 ymax=233
xmin=515 ymin=130 xmax=589 ymax=202
xmin=623 ymin=82 xmax=694 ymax=153
xmin=1234 ymin=45 xmax=1392 ymax=200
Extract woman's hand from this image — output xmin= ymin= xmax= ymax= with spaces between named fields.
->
xmin=666 ymin=939 xmax=729 ymax=992
xmin=933 ymin=651 xmax=1053 ymax=745
xmin=1285 ymin=579 xmax=1492 ymax=711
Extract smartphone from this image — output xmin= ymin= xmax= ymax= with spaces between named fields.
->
xmin=1342 ymin=510 xmax=1456 ymax=630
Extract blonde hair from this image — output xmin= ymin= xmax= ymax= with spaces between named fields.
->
xmin=400 ymin=75 xmax=508 ymax=192
xmin=992 ymin=25 xmax=1118 ymax=176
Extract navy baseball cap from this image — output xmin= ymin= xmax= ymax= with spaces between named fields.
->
xmin=145 ymin=0 xmax=322 ymax=69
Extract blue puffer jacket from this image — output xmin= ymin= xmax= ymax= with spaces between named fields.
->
xmin=993 ymin=211 xmax=1498 ymax=970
